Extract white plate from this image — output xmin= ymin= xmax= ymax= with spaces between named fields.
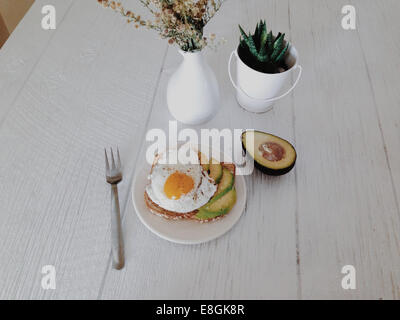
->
xmin=132 ymin=161 xmax=247 ymax=245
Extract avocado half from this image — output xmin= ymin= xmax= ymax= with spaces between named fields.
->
xmin=241 ymin=130 xmax=297 ymax=176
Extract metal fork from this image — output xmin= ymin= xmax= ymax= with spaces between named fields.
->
xmin=105 ymin=147 xmax=125 ymax=270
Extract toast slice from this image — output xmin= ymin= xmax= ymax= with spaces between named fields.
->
xmin=144 ymin=163 xmax=235 ymax=220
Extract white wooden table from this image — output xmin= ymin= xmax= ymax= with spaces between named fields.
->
xmin=1 ymin=0 xmax=400 ymax=300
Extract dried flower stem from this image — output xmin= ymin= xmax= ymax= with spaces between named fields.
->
xmin=98 ymin=0 xmax=225 ymax=52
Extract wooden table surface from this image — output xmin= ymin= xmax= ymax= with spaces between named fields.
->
xmin=1 ymin=0 xmax=399 ymax=300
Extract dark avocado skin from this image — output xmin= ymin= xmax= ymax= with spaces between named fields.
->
xmin=253 ymin=157 xmax=296 ymax=176
xmin=241 ymin=130 xmax=297 ymax=176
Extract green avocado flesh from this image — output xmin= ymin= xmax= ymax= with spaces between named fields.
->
xmin=242 ymin=130 xmax=297 ymax=176
xmin=196 ymin=188 xmax=237 ymax=220
xmin=209 ymin=161 xmax=223 ymax=183
xmin=215 ymin=168 xmax=234 ymax=198
xmin=194 ymin=153 xmax=237 ymax=220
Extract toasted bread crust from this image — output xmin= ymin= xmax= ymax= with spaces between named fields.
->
xmin=221 ymin=163 xmax=236 ymax=177
xmin=144 ymin=163 xmax=236 ymax=221
xmin=144 ymin=191 xmax=198 ymax=220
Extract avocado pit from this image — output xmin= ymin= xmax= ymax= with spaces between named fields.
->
xmin=259 ymin=142 xmax=285 ymax=162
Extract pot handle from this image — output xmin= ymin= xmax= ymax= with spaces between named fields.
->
xmin=228 ymin=50 xmax=302 ymax=103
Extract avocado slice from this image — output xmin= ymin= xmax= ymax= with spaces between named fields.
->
xmin=242 ymin=130 xmax=296 ymax=176
xmin=215 ymin=168 xmax=234 ymax=198
xmin=209 ymin=160 xmax=223 ymax=184
xmin=195 ymin=188 xmax=237 ymax=220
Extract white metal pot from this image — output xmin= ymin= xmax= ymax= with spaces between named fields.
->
xmin=167 ymin=50 xmax=220 ymax=125
xmin=228 ymin=45 xmax=302 ymax=113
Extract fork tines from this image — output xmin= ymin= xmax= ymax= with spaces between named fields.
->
xmin=104 ymin=147 xmax=122 ymax=183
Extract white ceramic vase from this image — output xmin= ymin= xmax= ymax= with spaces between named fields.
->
xmin=228 ymin=44 xmax=302 ymax=113
xmin=167 ymin=50 xmax=220 ymax=125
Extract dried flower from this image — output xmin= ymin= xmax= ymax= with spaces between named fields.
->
xmin=98 ymin=0 xmax=225 ymax=52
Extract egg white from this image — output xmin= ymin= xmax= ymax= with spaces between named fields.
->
xmin=146 ymin=152 xmax=217 ymax=213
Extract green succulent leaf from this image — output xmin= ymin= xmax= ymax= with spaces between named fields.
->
xmin=274 ymin=33 xmax=285 ymax=50
xmin=254 ymin=22 xmax=260 ymax=45
xmin=275 ymin=42 xmax=289 ymax=63
xmin=266 ymin=31 xmax=273 ymax=53
xmin=239 ymin=25 xmax=258 ymax=56
xmin=271 ymin=33 xmax=285 ymax=60
xmin=258 ymin=22 xmax=268 ymax=57
xmin=274 ymin=32 xmax=282 ymax=44
xmin=254 ymin=22 xmax=259 ymax=36
xmin=238 ymin=24 xmax=248 ymax=40
xmin=257 ymin=53 xmax=269 ymax=63
xmin=271 ymin=48 xmax=280 ymax=61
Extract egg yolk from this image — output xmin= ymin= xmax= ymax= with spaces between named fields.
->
xmin=164 ymin=172 xmax=194 ymax=200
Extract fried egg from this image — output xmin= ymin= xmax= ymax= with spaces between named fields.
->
xmin=146 ymin=148 xmax=217 ymax=213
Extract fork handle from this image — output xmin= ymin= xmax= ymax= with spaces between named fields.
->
xmin=111 ymin=184 xmax=125 ymax=270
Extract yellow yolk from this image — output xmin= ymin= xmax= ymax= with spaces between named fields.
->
xmin=164 ymin=171 xmax=195 ymax=200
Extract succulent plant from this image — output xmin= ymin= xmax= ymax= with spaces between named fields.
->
xmin=238 ymin=20 xmax=289 ymax=73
